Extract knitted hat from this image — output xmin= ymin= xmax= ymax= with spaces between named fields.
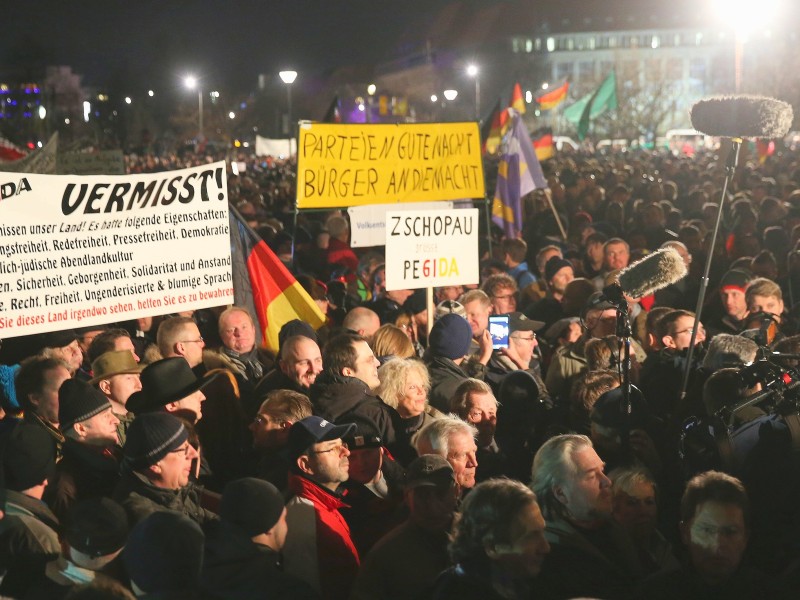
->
xmin=126 ymin=357 xmax=217 ymax=415
xmin=278 ymin=319 xmax=319 ymax=350
xmin=435 ymin=300 xmax=466 ymax=321
xmin=58 ymin=379 xmax=112 ymax=431
xmin=89 ymin=350 xmax=143 ymax=384
xmin=720 ymin=269 xmax=751 ymax=292
xmin=544 ymin=256 xmax=574 ymax=283
xmin=2 ymin=424 xmax=56 ymax=491
xmin=287 ymin=416 xmax=356 ymax=462
xmin=65 ymin=497 xmax=129 ymax=557
xmin=221 ymin=478 xmax=285 ymax=537
xmin=123 ymin=412 xmax=188 ymax=470
xmin=123 ymin=511 xmax=204 ymax=593
xmin=406 ymin=454 xmax=455 ymax=489
xmin=428 ymin=313 xmax=473 ymax=360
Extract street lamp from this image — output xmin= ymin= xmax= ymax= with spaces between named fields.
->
xmin=466 ymin=64 xmax=480 ymax=120
xmin=443 ymin=89 xmax=458 ymax=101
xmin=183 ymin=75 xmax=203 ymax=140
xmin=712 ymin=0 xmax=781 ymax=92
xmin=279 ymin=70 xmax=298 ymax=139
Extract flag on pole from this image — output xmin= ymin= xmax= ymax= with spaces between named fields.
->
xmin=483 ymin=99 xmax=510 ymax=155
xmin=510 ymin=82 xmax=526 ymax=114
xmin=322 ymin=96 xmax=342 ymax=123
xmin=535 ymin=81 xmax=569 ymax=111
xmin=531 ymin=127 xmax=555 ymax=161
xmin=229 ymin=208 xmax=326 ymax=352
xmin=491 ymin=113 xmax=548 ymax=238
xmin=577 ymin=71 xmax=618 ymax=140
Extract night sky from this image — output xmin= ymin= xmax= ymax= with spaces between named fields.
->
xmin=4 ymin=0 xmax=458 ymax=92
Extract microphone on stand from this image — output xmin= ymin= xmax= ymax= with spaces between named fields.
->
xmin=678 ymin=95 xmax=794 ymax=402
xmin=602 ymin=247 xmax=688 ymax=304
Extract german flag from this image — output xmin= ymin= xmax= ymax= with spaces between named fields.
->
xmin=229 ymin=208 xmax=326 ymax=351
xmin=531 ymin=127 xmax=554 ymax=161
xmin=535 ymin=81 xmax=569 ymax=111
xmin=483 ymin=99 xmax=510 ymax=155
xmin=510 ymin=82 xmax=526 ymax=114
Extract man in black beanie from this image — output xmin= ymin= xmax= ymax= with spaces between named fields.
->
xmin=47 ymin=379 xmax=122 ymax=523
xmin=124 ymin=511 xmax=205 ymax=597
xmin=113 ymin=412 xmax=217 ymax=526
xmin=0 ymin=425 xmax=60 ymax=597
xmin=202 ymin=477 xmax=318 ymax=599
xmin=424 ymin=313 xmax=475 ymax=413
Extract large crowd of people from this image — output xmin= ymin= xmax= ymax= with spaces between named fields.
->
xmin=1 ymin=141 xmax=800 ymax=599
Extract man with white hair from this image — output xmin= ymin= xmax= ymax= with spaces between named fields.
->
xmin=530 ymin=433 xmax=642 ymax=599
xmin=415 ymin=416 xmax=478 ymax=491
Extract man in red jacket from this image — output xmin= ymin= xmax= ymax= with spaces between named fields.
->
xmin=283 ymin=416 xmax=359 ymax=600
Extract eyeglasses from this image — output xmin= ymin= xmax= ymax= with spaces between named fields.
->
xmin=312 ymin=441 xmax=349 ymax=455
xmin=675 ymin=325 xmax=705 ymax=336
xmin=169 ymin=443 xmax=194 ymax=458
xmin=179 ymin=337 xmax=204 ymax=344
xmin=510 ymin=333 xmax=536 ymax=342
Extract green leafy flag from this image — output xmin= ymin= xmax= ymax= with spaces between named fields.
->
xmin=575 ymin=71 xmax=618 ymax=140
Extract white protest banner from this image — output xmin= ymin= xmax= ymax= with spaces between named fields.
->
xmin=58 ymin=149 xmax=125 ymax=175
xmin=384 ymin=208 xmax=479 ymax=291
xmin=0 ymin=161 xmax=232 ymax=338
xmin=347 ymin=201 xmax=454 ymax=248
xmin=255 ymin=135 xmax=296 ymax=157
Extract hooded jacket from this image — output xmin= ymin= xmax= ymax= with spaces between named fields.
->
xmin=309 ymin=372 xmax=396 ymax=444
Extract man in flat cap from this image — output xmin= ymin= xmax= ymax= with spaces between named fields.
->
xmin=89 ymin=349 xmax=142 ymax=445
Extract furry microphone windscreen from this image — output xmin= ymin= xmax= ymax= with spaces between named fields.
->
xmin=690 ymin=95 xmax=793 ymax=139
xmin=616 ymin=247 xmax=688 ymax=299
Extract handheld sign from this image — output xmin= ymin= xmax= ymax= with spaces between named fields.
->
xmin=384 ymin=208 xmax=479 ymax=291
xmin=297 ymin=122 xmax=485 ymax=209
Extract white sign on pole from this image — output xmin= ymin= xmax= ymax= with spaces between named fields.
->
xmin=0 ymin=161 xmax=233 ymax=338
xmin=347 ymin=201 xmax=454 ymax=248
xmin=384 ymin=208 xmax=479 ymax=291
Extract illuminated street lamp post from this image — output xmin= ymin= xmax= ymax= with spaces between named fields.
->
xmin=279 ymin=69 xmax=298 ymax=131
xmin=713 ymin=0 xmax=780 ymax=92
xmin=183 ymin=75 xmax=203 ymax=139
xmin=466 ymin=64 xmax=480 ymax=121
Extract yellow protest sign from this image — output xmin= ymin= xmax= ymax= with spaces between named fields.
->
xmin=296 ymin=122 xmax=485 ymax=209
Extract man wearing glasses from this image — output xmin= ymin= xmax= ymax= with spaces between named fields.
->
xmin=485 ymin=312 xmax=549 ymax=401
xmin=283 ymin=416 xmax=360 ymax=600
xmin=640 ymin=309 xmax=706 ymax=420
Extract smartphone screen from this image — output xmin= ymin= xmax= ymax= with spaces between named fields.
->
xmin=489 ymin=315 xmax=510 ymax=350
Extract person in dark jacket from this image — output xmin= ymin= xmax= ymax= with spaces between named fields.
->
xmin=0 ymin=425 xmax=60 ymax=597
xmin=113 ymin=412 xmax=217 ymax=527
xmin=531 ymin=434 xmax=643 ymax=600
xmin=310 ymin=331 xmax=396 ymax=444
xmin=424 ymin=313 xmax=474 ymax=413
xmin=47 ymin=379 xmax=121 ymax=523
xmin=24 ymin=498 xmax=128 ymax=600
xmin=123 ymin=511 xmax=205 ymax=598
xmin=428 ymin=478 xmax=550 ymax=600
xmin=201 ymin=477 xmax=318 ymax=599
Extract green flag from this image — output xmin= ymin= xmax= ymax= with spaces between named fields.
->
xmin=563 ymin=92 xmax=592 ymax=125
xmin=577 ymin=70 xmax=618 ymax=140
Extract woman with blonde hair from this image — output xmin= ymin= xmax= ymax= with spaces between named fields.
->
xmin=372 ymin=324 xmax=415 ymax=362
xmin=377 ymin=357 xmax=442 ymax=465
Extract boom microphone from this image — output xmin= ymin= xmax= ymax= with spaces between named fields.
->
xmin=604 ymin=247 xmax=687 ymax=301
xmin=690 ymin=95 xmax=793 ymax=139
